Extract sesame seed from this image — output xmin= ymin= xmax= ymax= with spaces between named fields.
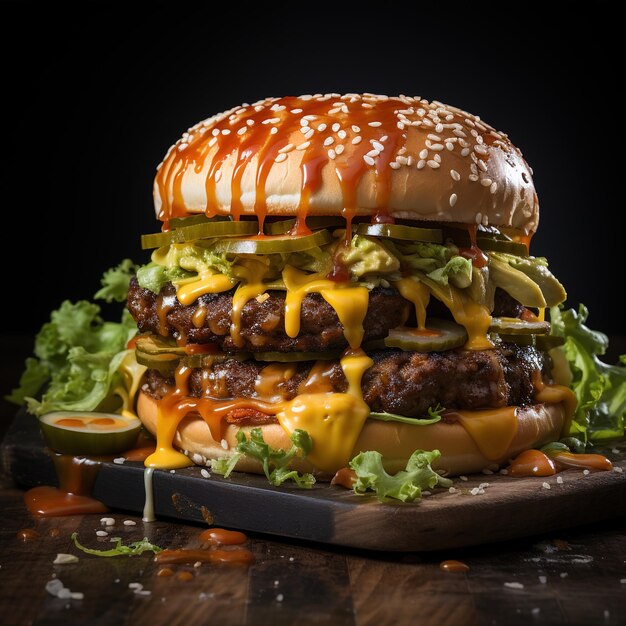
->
xmin=614 ymin=467 xmax=623 ymax=473
xmin=328 ymin=107 xmax=341 ymax=115
xmin=296 ymin=142 xmax=310 ymax=151
xmin=389 ymin=162 xmax=401 ymax=169
xmin=542 ymin=482 xmax=551 ymax=490
xmin=470 ymin=487 xmax=480 ymax=495
xmin=490 ymin=182 xmax=498 ymax=194
xmin=366 ymin=149 xmax=380 ymax=158
xmin=100 ymin=517 xmax=115 ymax=526
xmin=481 ymin=178 xmax=492 ymax=187
xmin=254 ymin=105 xmax=265 ymax=112
xmin=328 ymin=149 xmax=336 ymax=160
xmin=406 ymin=156 xmax=414 ymax=166
xmin=539 ymin=575 xmax=547 ymax=584
xmin=419 ymin=149 xmax=429 ymax=159
xmin=482 ymin=468 xmax=494 ymax=475
xmin=275 ymin=153 xmax=288 ymax=163
xmin=372 ymin=141 xmax=384 ymax=151
xmin=427 ymin=160 xmax=440 ymax=169
xmin=396 ymin=156 xmax=408 ymax=165
xmin=368 ymin=121 xmax=382 ymax=127
xmin=317 ymin=123 xmax=327 ymax=132
xmin=504 ymin=582 xmax=524 ymax=589
xmin=221 ymin=439 xmax=229 ymax=450
xmin=474 ymin=144 xmax=488 ymax=155
xmin=270 ymin=127 xmax=278 ymax=135
xmin=557 ymin=476 xmax=564 ymax=484
xmin=113 ymin=458 xmax=125 ymax=465
xmin=446 ymin=142 xmax=455 ymax=151
xmin=351 ymin=136 xmax=362 ymax=145
xmin=434 ymin=154 xmax=441 ymax=163
xmin=276 ymin=594 xmax=284 ymax=602
xmin=475 ymin=212 xmax=482 ymax=223
xmin=221 ymin=129 xmax=231 ymax=135
xmin=200 ymin=469 xmax=210 ymax=478
xmin=583 ymin=469 xmax=590 ymax=475
xmin=300 ymin=119 xmax=309 ymax=127
xmin=450 ymin=169 xmax=461 ymax=181
xmin=290 ymin=108 xmax=303 ymax=114
xmin=449 ymin=193 xmax=458 ymax=207
xmin=459 ymin=475 xmax=468 ymax=481
xmin=427 ymin=133 xmax=441 ymax=142
xmin=351 ymin=125 xmax=360 ymax=132
xmin=500 ymin=468 xmax=509 ymax=475
xmin=461 ymin=148 xmax=470 ymax=156
xmin=96 ymin=530 xmax=108 ymax=537
xmin=211 ymin=129 xmax=220 ymax=137
xmin=430 ymin=143 xmax=444 ymax=151
xmin=397 ymin=122 xmax=405 ymax=129
xmin=304 ymin=129 xmax=314 ymax=139
xmin=363 ymin=155 xmax=376 ymax=166
xmin=324 ymin=137 xmax=334 ymax=146
xmin=208 ymin=137 xmax=217 ymax=148
xmin=478 ymin=160 xmax=488 ymax=171
xmin=335 ymin=145 xmax=345 ymax=155
xmin=278 ymin=144 xmax=294 ymax=154
xmin=448 ymin=487 xmax=457 ymax=494
xmin=338 ymin=130 xmax=347 ymax=139
xmin=299 ymin=126 xmax=310 ymax=134
xmin=123 ymin=520 xmax=137 ymax=526
xmin=237 ymin=127 xmax=247 ymax=135
xmin=247 ymin=119 xmax=255 ymax=126
xmin=417 ymin=160 xmax=426 ymax=169
xmin=332 ymin=123 xmax=340 ymax=132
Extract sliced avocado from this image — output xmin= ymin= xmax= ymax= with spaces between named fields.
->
xmin=505 ymin=257 xmax=566 ymax=307
xmin=342 ymin=235 xmax=400 ymax=277
xmin=488 ymin=256 xmax=547 ymax=308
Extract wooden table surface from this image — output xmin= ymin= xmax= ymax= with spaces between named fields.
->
xmin=0 ymin=472 xmax=625 ymax=626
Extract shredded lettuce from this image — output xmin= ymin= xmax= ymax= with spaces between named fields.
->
xmin=212 ymin=427 xmax=315 ymax=488
xmin=426 ymin=256 xmax=473 ymax=289
xmin=71 ymin=532 xmax=162 ymax=557
xmin=7 ymin=264 xmax=139 ymax=416
xmin=550 ymin=304 xmax=626 ymax=441
xmin=350 ymin=448 xmax=452 ymax=502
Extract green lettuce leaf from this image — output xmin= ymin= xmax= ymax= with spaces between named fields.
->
xmin=213 ymin=427 xmax=315 ymax=488
xmin=7 ymin=264 xmax=139 ymax=416
xmin=369 ymin=404 xmax=445 ymax=426
xmin=72 ymin=532 xmax=162 ymax=557
xmin=550 ymin=304 xmax=626 ymax=441
xmin=350 ymin=448 xmax=452 ymax=502
xmin=94 ymin=259 xmax=138 ymax=303
xmin=426 ymin=256 xmax=473 ymax=289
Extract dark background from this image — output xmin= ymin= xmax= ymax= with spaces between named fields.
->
xmin=0 ymin=4 xmax=622 ymax=407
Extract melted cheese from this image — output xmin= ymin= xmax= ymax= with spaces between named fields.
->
xmin=276 ymin=350 xmax=373 ymax=472
xmin=394 ymin=277 xmax=430 ymax=329
xmin=283 ymin=266 xmax=369 ymax=349
xmin=537 ymin=307 xmax=546 ymax=322
xmin=144 ymin=400 xmax=194 ymax=469
xmin=451 ymin=407 xmax=519 ymax=460
xmin=230 ymin=260 xmax=269 ymax=347
xmin=176 ymin=272 xmax=235 ymax=306
xmin=535 ymin=383 xmax=577 ymax=436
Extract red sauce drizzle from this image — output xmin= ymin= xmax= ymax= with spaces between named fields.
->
xmin=458 ymin=225 xmax=488 ymax=268
xmin=24 ymin=455 xmax=108 ymax=517
xmin=199 ymin=528 xmax=247 ymax=546
xmin=154 ymin=95 xmax=446 ymax=240
xmin=155 ymin=548 xmax=254 ymax=565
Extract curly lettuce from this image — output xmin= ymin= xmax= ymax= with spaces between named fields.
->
xmin=7 ymin=262 xmax=139 ymax=416
xmin=349 ymin=449 xmax=452 ymax=502
xmin=550 ymin=304 xmax=626 ymax=441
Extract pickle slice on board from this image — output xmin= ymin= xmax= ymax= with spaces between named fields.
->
xmin=356 ymin=223 xmax=443 ymax=243
xmin=141 ymin=220 xmax=258 ymax=249
xmin=211 ymin=228 xmax=332 ymax=254
xmin=39 ymin=411 xmax=141 ymax=455
xmin=384 ymin=319 xmax=467 ymax=352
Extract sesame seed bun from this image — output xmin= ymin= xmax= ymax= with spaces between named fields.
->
xmin=154 ymin=94 xmax=539 ymax=233
xmin=137 ymin=391 xmax=566 ymax=478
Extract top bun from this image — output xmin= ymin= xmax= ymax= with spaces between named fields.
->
xmin=154 ymin=94 xmax=539 ymax=233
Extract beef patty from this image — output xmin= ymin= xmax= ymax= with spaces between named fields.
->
xmin=142 ymin=343 xmax=544 ymax=420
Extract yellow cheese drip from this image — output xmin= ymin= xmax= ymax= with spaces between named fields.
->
xmin=393 ymin=278 xmax=430 ymax=329
xmin=144 ymin=402 xmax=194 ymax=469
xmin=427 ymin=282 xmax=493 ymax=350
xmin=276 ymin=349 xmax=373 ymax=473
xmin=453 ymin=407 xmax=519 ymax=460
xmin=283 ymin=266 xmax=369 ymax=349
xmin=230 ymin=260 xmax=269 ymax=348
xmin=537 ymin=307 xmax=546 ymax=322
xmin=535 ymin=383 xmax=577 ymax=437
xmin=176 ymin=272 xmax=235 ymax=306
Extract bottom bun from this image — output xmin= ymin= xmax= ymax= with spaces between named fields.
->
xmin=137 ymin=391 xmax=567 ymax=478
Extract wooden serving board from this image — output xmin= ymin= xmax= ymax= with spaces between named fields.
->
xmin=2 ymin=411 xmax=626 ymax=552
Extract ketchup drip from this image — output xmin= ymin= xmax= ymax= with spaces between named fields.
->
xmin=458 ymin=224 xmax=488 ymax=268
xmin=154 ymin=95 xmax=459 ymax=239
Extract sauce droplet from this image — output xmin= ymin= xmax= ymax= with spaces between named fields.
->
xmin=157 ymin=567 xmax=175 ymax=578
xmin=508 ymin=449 xmax=556 ymax=477
xmin=330 ymin=467 xmax=357 ymax=489
xmin=16 ymin=528 xmax=40 ymax=542
xmin=440 ymin=560 xmax=470 ymax=573
xmin=176 ymin=571 xmax=194 ymax=582
xmin=199 ymin=528 xmax=247 ymax=546
xmin=551 ymin=452 xmax=612 ymax=472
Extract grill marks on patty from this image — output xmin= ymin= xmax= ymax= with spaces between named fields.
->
xmin=128 ymin=278 xmax=410 ymax=352
xmin=142 ymin=344 xmax=543 ymax=418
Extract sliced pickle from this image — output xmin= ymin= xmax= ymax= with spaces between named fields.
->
xmin=39 ymin=411 xmax=141 ymax=455
xmin=135 ymin=350 xmax=180 ymax=373
xmin=489 ymin=317 xmax=550 ymax=335
xmin=253 ymin=350 xmax=342 ymax=362
xmin=384 ymin=319 xmax=467 ymax=352
xmin=477 ymin=236 xmax=528 ymax=257
xmin=535 ymin=334 xmax=566 ymax=350
xmin=356 ymin=223 xmax=443 ymax=243
xmin=169 ymin=214 xmax=229 ymax=228
xmin=212 ymin=228 xmax=332 ymax=254
xmin=265 ymin=216 xmax=344 ymax=235
xmin=141 ymin=220 xmax=258 ymax=250
xmin=497 ymin=333 xmax=536 ymax=347
xmin=135 ymin=335 xmax=186 ymax=356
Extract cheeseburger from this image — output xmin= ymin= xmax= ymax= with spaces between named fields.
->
xmin=128 ymin=93 xmax=574 ymax=479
